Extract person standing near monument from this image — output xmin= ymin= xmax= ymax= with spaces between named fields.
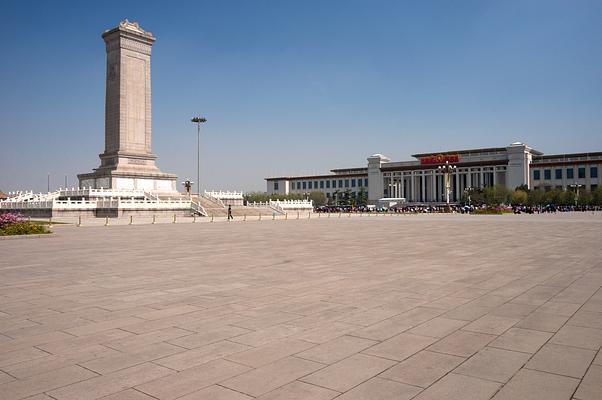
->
xmin=228 ymin=205 xmax=233 ymax=221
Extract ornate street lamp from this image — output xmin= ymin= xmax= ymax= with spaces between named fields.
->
xmin=191 ymin=117 xmax=207 ymax=195
xmin=438 ymin=160 xmax=457 ymax=207
xmin=464 ymin=186 xmax=474 ymax=207
xmin=182 ymin=179 xmax=194 ymax=196
xmin=569 ymin=182 xmax=583 ymax=207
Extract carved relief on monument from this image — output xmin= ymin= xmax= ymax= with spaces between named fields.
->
xmin=124 ymin=55 xmax=147 ymax=151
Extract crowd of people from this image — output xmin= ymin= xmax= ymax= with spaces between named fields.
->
xmin=315 ymin=203 xmax=602 ymax=214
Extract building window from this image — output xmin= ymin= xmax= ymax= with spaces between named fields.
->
xmin=365 ymin=178 xmax=369 ymax=187
xmin=351 ymin=179 xmax=356 ymax=187
xmin=274 ymin=182 xmax=279 ymax=190
xmin=544 ymin=170 xmax=551 ymax=180
xmin=344 ymin=179 xmax=349 ymax=187
xmin=332 ymin=180 xmax=336 ymax=188
xmin=319 ymin=181 xmax=324 ymax=189
xmin=338 ymin=180 xmax=343 ymax=187
xmin=555 ymin=169 xmax=562 ymax=180
xmin=326 ymin=180 xmax=330 ymax=188
xmin=308 ymin=181 xmax=313 ymax=189
xmin=578 ymin=167 xmax=586 ymax=179
xmin=567 ymin=168 xmax=574 ymax=179
xmin=591 ymin=167 xmax=598 ymax=178
xmin=533 ymin=170 xmax=540 ymax=180
xmin=302 ymin=181 xmax=306 ymax=190
xmin=326 ymin=192 xmax=331 ymax=197
xmin=314 ymin=181 xmax=318 ymax=188
xmin=592 ymin=184 xmax=598 ymax=191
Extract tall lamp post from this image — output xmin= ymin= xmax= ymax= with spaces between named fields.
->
xmin=464 ymin=186 xmax=474 ymax=207
xmin=438 ymin=161 xmax=457 ymax=208
xmin=569 ymin=182 xmax=583 ymax=207
xmin=191 ymin=117 xmax=207 ymax=196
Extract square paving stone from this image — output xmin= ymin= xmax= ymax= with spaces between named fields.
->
xmin=301 ymin=353 xmax=396 ymax=393
xmin=489 ymin=327 xmax=553 ymax=353
xmin=412 ymin=373 xmax=501 ymax=400
xmin=574 ymin=364 xmax=602 ymax=400
xmin=525 ymin=343 xmax=596 ymax=379
xmin=379 ymin=350 xmax=465 ymax=388
xmin=453 ymin=347 xmax=530 ymax=383
xmin=492 ymin=369 xmax=579 ymax=400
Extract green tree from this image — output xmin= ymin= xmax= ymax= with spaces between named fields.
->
xmin=545 ymin=189 xmax=562 ymax=205
xmin=593 ymin=186 xmax=602 ymax=206
xmin=308 ymin=191 xmax=326 ymax=207
xmin=332 ymin=190 xmax=340 ymax=205
xmin=357 ymin=187 xmax=368 ymax=206
xmin=510 ymin=190 xmax=528 ymax=205
xmin=483 ymin=185 xmax=510 ymax=206
xmin=528 ymin=188 xmax=546 ymax=206
xmin=578 ymin=190 xmax=593 ymax=206
xmin=558 ymin=190 xmax=575 ymax=206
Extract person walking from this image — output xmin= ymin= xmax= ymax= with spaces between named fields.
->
xmin=227 ymin=205 xmax=233 ymax=221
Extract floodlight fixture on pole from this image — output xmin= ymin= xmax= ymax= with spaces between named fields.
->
xmin=569 ymin=182 xmax=584 ymax=206
xmin=464 ymin=186 xmax=474 ymax=207
xmin=191 ymin=117 xmax=207 ymax=195
xmin=437 ymin=161 xmax=457 ymax=206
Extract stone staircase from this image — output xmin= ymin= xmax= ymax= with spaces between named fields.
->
xmin=191 ymin=195 xmax=276 ymax=217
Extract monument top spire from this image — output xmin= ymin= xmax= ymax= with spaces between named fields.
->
xmin=102 ymin=19 xmax=155 ymax=42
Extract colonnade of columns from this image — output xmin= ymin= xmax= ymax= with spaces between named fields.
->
xmin=384 ymin=166 xmax=504 ymax=203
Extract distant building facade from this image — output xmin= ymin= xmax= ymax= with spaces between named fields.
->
xmin=266 ymin=142 xmax=602 ymax=205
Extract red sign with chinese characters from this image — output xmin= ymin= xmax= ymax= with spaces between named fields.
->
xmin=420 ymin=154 xmax=460 ymax=165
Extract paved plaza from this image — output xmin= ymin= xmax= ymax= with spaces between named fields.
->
xmin=1 ymin=213 xmax=601 ymax=400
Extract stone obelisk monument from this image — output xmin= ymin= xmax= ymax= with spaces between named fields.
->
xmin=78 ymin=20 xmax=177 ymax=192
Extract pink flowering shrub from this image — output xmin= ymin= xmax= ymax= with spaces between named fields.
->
xmin=0 ymin=213 xmax=48 ymax=236
xmin=0 ymin=213 xmax=24 ymax=228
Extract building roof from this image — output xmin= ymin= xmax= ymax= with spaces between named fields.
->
xmin=532 ymin=151 xmax=602 ymax=161
xmin=412 ymin=145 xmax=543 ymax=158
xmin=265 ymin=172 xmax=368 ymax=181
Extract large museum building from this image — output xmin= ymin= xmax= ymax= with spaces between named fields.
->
xmin=265 ymin=142 xmax=602 ymax=205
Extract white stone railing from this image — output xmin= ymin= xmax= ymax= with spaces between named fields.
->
xmin=0 ymin=197 xmax=197 ymax=211
xmin=270 ymin=199 xmax=313 ymax=210
xmin=204 ymin=190 xmax=243 ymax=200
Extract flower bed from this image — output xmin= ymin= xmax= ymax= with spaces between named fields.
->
xmin=0 ymin=213 xmax=49 ymax=236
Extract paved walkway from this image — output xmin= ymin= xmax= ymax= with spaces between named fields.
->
xmin=1 ymin=213 xmax=601 ymax=400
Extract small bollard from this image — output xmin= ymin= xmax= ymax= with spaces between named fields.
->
xmin=172 ymin=214 xmax=176 ymax=223
xmin=152 ymin=215 xmax=156 ymax=224
xmin=348 ymin=212 xmax=351 ymax=218
xmin=285 ymin=213 xmax=288 ymax=220
xmin=338 ymin=212 xmax=341 ymax=218
xmin=308 ymin=212 xmax=311 ymax=219
xmin=193 ymin=215 xmax=196 ymax=223
xmin=259 ymin=214 xmax=262 ymax=221
xmin=297 ymin=211 xmax=300 ymax=220
xmin=328 ymin=212 xmax=330 ymax=218
xmin=243 ymin=214 xmax=247 ymax=221
xmin=211 ymin=214 xmax=214 ymax=222
xmin=129 ymin=215 xmax=133 ymax=225
xmin=48 ymin=217 xmax=52 ymax=227
xmin=77 ymin=215 xmax=82 ymax=227
xmin=272 ymin=213 xmax=275 ymax=220
xmin=318 ymin=212 xmax=321 ymax=218
xmin=105 ymin=216 xmax=109 ymax=226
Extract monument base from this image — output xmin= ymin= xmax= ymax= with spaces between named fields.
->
xmin=78 ymin=170 xmax=177 ymax=192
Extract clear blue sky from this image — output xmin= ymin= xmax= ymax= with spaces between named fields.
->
xmin=1 ymin=0 xmax=601 ymax=193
